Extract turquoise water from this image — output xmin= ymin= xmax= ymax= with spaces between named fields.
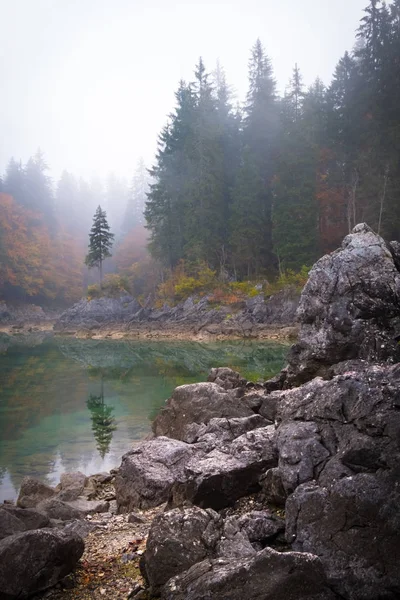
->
xmin=0 ymin=335 xmax=288 ymax=501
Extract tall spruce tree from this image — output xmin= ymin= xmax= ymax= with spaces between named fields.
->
xmin=232 ymin=39 xmax=278 ymax=275
xmin=24 ymin=150 xmax=55 ymax=229
xmin=85 ymin=206 xmax=114 ymax=286
xmin=145 ymin=80 xmax=196 ymax=268
xmin=3 ymin=158 xmax=25 ymax=204
xmin=272 ymin=65 xmax=318 ymax=271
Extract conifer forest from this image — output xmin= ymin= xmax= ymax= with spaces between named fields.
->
xmin=1 ymin=0 xmax=400 ymax=305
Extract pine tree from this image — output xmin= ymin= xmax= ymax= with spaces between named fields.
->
xmin=87 ymin=380 xmax=117 ymax=459
xmin=23 ymin=150 xmax=55 ymax=227
xmin=237 ymin=39 xmax=279 ymax=272
xmin=85 ymin=206 xmax=114 ymax=286
xmin=3 ymin=158 xmax=25 ymax=204
xmin=145 ymin=80 xmax=196 ymax=268
xmin=124 ymin=158 xmax=150 ymax=232
xmin=272 ymin=65 xmax=318 ymax=271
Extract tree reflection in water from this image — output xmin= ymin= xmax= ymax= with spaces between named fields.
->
xmin=86 ymin=378 xmax=117 ymax=458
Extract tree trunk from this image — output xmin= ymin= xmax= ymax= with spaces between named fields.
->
xmin=99 ymin=260 xmax=103 ymax=288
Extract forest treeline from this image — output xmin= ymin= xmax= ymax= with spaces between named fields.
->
xmin=0 ymin=154 xmax=149 ymax=303
xmin=146 ymin=0 xmax=400 ymax=279
xmin=1 ymin=0 xmax=399 ymax=305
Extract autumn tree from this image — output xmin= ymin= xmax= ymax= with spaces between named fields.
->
xmin=85 ymin=206 xmax=114 ymax=286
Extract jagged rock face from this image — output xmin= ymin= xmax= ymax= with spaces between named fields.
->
xmin=152 ymin=382 xmax=253 ymax=441
xmin=54 ymin=288 xmax=300 ymax=336
xmin=286 ymin=223 xmax=400 ymax=385
xmin=115 ymin=437 xmax=198 ymax=512
xmin=143 ymin=506 xmax=286 ymax=596
xmin=54 ymin=295 xmax=142 ymax=331
xmin=161 ymin=548 xmax=338 ymax=600
xmin=0 ymin=528 xmax=84 ymax=599
xmin=274 ymin=362 xmax=400 ymax=599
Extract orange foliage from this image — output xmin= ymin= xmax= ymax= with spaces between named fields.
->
xmin=0 ymin=193 xmax=84 ymax=303
xmin=114 ymin=225 xmax=148 ymax=273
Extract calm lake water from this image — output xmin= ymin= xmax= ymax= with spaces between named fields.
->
xmin=0 ymin=334 xmax=288 ymax=501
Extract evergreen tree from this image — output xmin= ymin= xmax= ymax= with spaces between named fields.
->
xmin=85 ymin=206 xmax=114 ymax=285
xmin=55 ymin=171 xmax=80 ymax=232
xmin=238 ymin=39 xmax=279 ymax=273
xmin=3 ymin=158 xmax=25 ymax=204
xmin=184 ymin=58 xmax=226 ymax=266
xmin=124 ymin=158 xmax=150 ymax=231
xmin=87 ymin=380 xmax=117 ymax=459
xmin=230 ymin=148 xmax=265 ymax=277
xmin=145 ymin=80 xmax=196 ymax=268
xmin=272 ymin=65 xmax=318 ymax=271
xmin=23 ymin=150 xmax=55 ymax=227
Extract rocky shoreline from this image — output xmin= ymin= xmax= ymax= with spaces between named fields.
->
xmin=0 ymin=288 xmax=300 ymax=341
xmin=1 ymin=223 xmax=400 ymax=600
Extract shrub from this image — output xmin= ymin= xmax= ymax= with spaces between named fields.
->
xmin=266 ymin=265 xmax=310 ymax=296
xmin=87 ymin=274 xmax=130 ymax=300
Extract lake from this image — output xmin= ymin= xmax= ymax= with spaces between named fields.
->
xmin=0 ymin=335 xmax=288 ymax=501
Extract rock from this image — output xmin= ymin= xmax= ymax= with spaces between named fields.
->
xmin=63 ymin=518 xmax=97 ymax=539
xmin=161 ymin=547 xmax=337 ymax=600
xmin=170 ymin=426 xmax=277 ymax=510
xmin=152 ymin=382 xmax=253 ymax=442
xmin=54 ymin=295 xmax=142 ymax=332
xmin=207 ymin=368 xmax=246 ymax=390
xmin=0 ymin=509 xmax=26 ymax=540
xmin=260 ymin=468 xmax=287 ymax=507
xmin=57 ymin=471 xmax=87 ymax=501
xmin=185 ymin=414 xmax=269 ymax=448
xmin=0 ymin=505 xmax=50 ymax=532
xmin=16 ymin=477 xmax=56 ymax=508
xmin=285 ymin=223 xmax=400 ymax=386
xmin=277 ymin=421 xmax=330 ymax=494
xmin=234 ymin=510 xmax=285 ymax=544
xmin=115 ymin=437 xmax=197 ymax=512
xmin=36 ymin=499 xmax=83 ymax=521
xmin=269 ymin=361 xmax=400 ymax=598
xmin=88 ymin=472 xmax=113 ymax=485
xmin=143 ymin=507 xmax=222 ymax=594
xmin=128 ymin=512 xmax=146 ymax=525
xmin=0 ymin=528 xmax=84 ymax=599
xmin=286 ymin=474 xmax=400 ymax=600
xmin=66 ymin=498 xmax=110 ymax=515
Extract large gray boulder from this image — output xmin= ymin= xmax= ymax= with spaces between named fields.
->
xmin=0 ymin=506 xmax=50 ymax=540
xmin=143 ymin=507 xmax=223 ymax=594
xmin=161 ymin=548 xmax=338 ymax=600
xmin=152 ymin=382 xmax=253 ymax=441
xmin=170 ymin=426 xmax=277 ymax=510
xmin=115 ymin=437 xmax=198 ymax=512
xmin=0 ymin=528 xmax=84 ymax=599
xmin=286 ymin=474 xmax=400 ymax=600
xmin=57 ymin=471 xmax=87 ymax=501
xmin=285 ymin=223 xmax=400 ymax=385
xmin=267 ymin=362 xmax=400 ymax=599
xmin=143 ymin=506 xmax=284 ymax=596
xmin=16 ymin=477 xmax=56 ymax=509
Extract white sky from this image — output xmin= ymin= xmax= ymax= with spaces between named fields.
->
xmin=0 ymin=0 xmax=368 ymax=181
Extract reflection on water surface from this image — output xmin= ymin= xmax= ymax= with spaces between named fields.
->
xmin=0 ymin=335 xmax=288 ymax=501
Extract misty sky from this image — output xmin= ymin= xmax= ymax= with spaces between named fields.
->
xmin=1 ymin=0 xmax=369 ymax=181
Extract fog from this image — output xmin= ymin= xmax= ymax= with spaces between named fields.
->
xmin=1 ymin=0 xmax=367 ymax=180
